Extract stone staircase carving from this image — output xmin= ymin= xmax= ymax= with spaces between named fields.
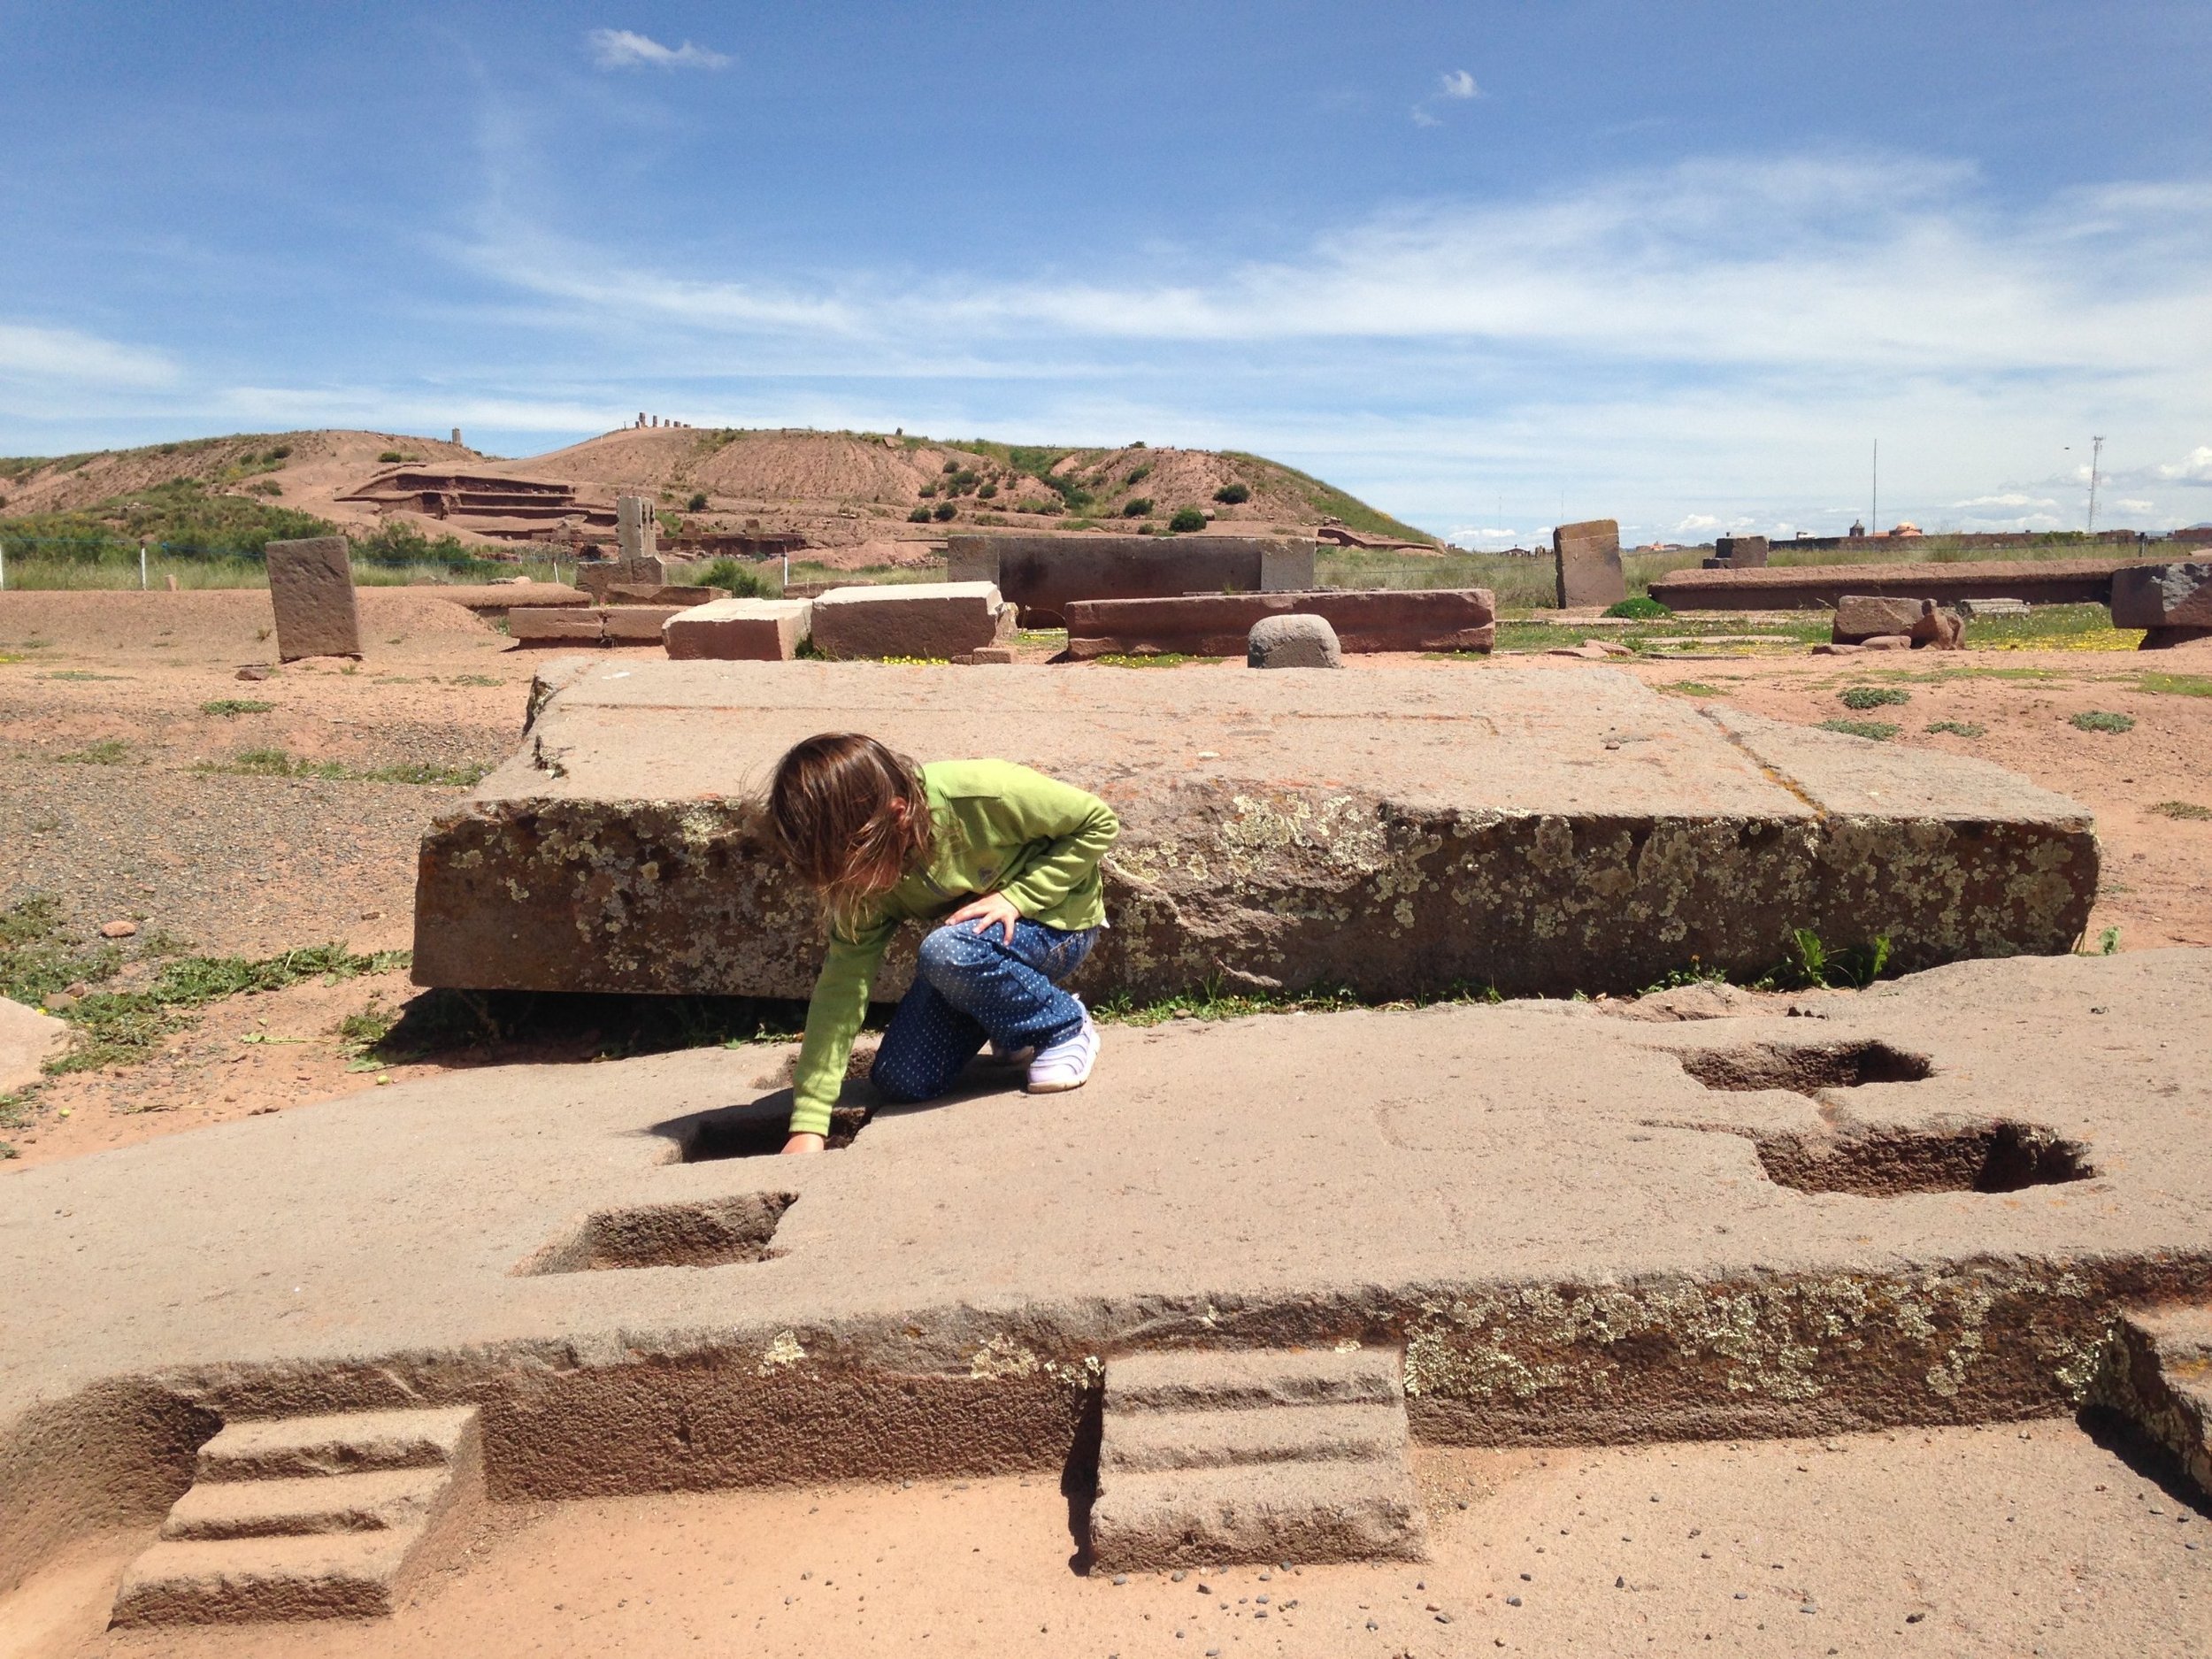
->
xmin=110 ymin=1405 xmax=480 ymax=1625
xmin=1088 ymin=1348 xmax=1427 ymax=1571
xmin=2104 ymin=1303 xmax=2212 ymax=1498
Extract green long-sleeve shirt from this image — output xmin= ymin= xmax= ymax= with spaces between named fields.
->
xmin=787 ymin=759 xmax=1119 ymax=1138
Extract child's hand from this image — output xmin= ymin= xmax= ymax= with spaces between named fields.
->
xmin=946 ymin=890 xmax=1020 ymax=943
xmin=781 ymin=1132 xmax=826 ymax=1156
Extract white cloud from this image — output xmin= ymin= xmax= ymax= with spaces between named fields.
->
xmin=0 ymin=321 xmax=178 ymax=388
xmin=1440 ymin=70 xmax=1479 ymax=100
xmin=1953 ymin=493 xmax=2060 ymax=511
xmin=586 ymin=28 xmax=731 ymax=71
xmin=2154 ymin=445 xmax=2212 ymax=484
xmin=1410 ymin=107 xmax=1441 ymax=128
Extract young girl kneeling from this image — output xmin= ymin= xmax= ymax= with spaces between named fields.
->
xmin=767 ymin=733 xmax=1119 ymax=1155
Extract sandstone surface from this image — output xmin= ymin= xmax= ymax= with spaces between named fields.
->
xmin=948 ymin=534 xmax=1317 ymax=626
xmin=263 ymin=537 xmax=361 ymax=663
xmin=664 ymin=598 xmax=813 ymax=662
xmin=1553 ymin=519 xmax=1625 ymax=608
xmin=411 ymin=660 xmax=2094 ymax=1005
xmin=5 ymin=949 xmax=2209 ymax=1594
xmin=1064 ymin=588 xmax=1495 ymax=657
xmin=807 ymin=582 xmax=1014 ymax=660
xmin=0 ymin=996 xmax=68 ymax=1094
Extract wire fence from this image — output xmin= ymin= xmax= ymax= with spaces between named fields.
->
xmin=0 ymin=534 xmax=567 ymax=591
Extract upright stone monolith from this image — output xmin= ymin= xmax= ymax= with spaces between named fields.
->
xmin=265 ymin=536 xmax=362 ymax=662
xmin=1553 ymin=519 xmax=1626 ymax=609
xmin=617 ymin=496 xmax=659 ymax=564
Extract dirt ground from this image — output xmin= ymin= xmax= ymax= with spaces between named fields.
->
xmin=5 ymin=1419 xmax=2204 ymax=1659
xmin=4 ymin=590 xmax=2208 ymax=1171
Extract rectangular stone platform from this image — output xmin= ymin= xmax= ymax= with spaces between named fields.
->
xmin=1649 ymin=556 xmax=2155 ymax=612
xmin=410 ymin=659 xmax=2095 ymax=1002
xmin=809 ymin=582 xmax=1014 ymax=659
xmin=664 ymin=597 xmax=814 ymax=661
xmin=949 ymin=534 xmax=1316 ymax=626
xmin=1064 ymin=588 xmax=1496 ymax=657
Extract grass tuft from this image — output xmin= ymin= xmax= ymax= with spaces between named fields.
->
xmin=2070 ymin=710 xmax=2136 ymax=733
xmin=197 ymin=749 xmax=492 ymax=787
xmin=1839 ymin=685 xmax=1910 ymax=710
xmin=1817 ymin=718 xmax=1899 ymax=741
xmin=2148 ymin=800 xmax=2211 ymax=820
xmin=201 ymin=698 xmax=273 ymax=717
xmin=1924 ymin=720 xmax=1985 ymax=737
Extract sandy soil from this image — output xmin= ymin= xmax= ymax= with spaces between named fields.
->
xmin=6 ymin=1419 xmax=2204 ymax=1658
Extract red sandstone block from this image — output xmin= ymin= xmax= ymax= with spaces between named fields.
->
xmin=1064 ymin=589 xmax=1495 ymax=657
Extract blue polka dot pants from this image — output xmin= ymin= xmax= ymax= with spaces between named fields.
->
xmin=870 ymin=919 xmax=1098 ymax=1103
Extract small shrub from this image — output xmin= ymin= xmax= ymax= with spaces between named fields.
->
xmin=908 ymin=507 xmax=933 ymax=524
xmin=933 ymin=502 xmax=956 ymax=522
xmin=56 ymin=740 xmax=132 ymax=764
xmin=1818 ymin=718 xmax=1899 ymax=741
xmin=1122 ymin=497 xmax=1154 ymax=518
xmin=1213 ymin=482 xmax=1250 ymax=504
xmin=2071 ymin=710 xmax=2135 ymax=733
xmin=246 ymin=480 xmax=283 ymax=497
xmin=201 ymin=699 xmax=273 ymax=717
xmin=697 ymin=558 xmax=770 ymax=598
xmin=1839 ymin=686 xmax=1910 ymax=710
xmin=977 ymin=482 xmax=997 ymax=500
xmin=918 ymin=482 xmax=937 ymax=497
xmin=949 ymin=470 xmax=979 ymax=493
xmin=377 ymin=450 xmax=407 ymax=463
xmin=266 ymin=444 xmax=291 ymax=460
xmin=1168 ymin=507 xmax=1207 ymax=533
xmin=1125 ymin=463 xmax=1154 ymax=487
xmin=2148 ymin=800 xmax=2211 ymax=820
xmin=1925 ymin=720 xmax=1985 ymax=737
xmin=1604 ymin=595 xmax=1671 ymax=620
xmin=941 ymin=460 xmax=959 ymax=474
xmin=687 ymin=492 xmax=708 ymax=512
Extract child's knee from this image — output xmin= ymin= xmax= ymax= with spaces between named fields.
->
xmin=915 ymin=923 xmax=992 ymax=988
xmin=869 ymin=1046 xmax=939 ymax=1103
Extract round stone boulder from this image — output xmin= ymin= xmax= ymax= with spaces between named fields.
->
xmin=1247 ymin=613 xmax=1342 ymax=669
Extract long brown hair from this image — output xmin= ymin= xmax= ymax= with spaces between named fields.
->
xmin=767 ymin=733 xmax=934 ymax=933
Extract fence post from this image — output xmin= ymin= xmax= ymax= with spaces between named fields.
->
xmin=140 ymin=542 xmax=149 ymax=589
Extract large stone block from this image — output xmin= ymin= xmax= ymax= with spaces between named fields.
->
xmin=600 ymin=606 xmax=684 ymax=644
xmin=1065 ymin=588 xmax=1495 ymax=657
xmin=1553 ymin=519 xmax=1625 ymax=609
xmin=946 ymin=534 xmax=1317 ymax=626
xmin=509 ymin=609 xmax=604 ymax=646
xmin=615 ymin=495 xmax=658 ymax=564
xmin=808 ymin=582 xmax=1013 ymax=660
xmin=411 ymin=661 xmax=2097 ymax=1003
xmin=1651 ymin=556 xmax=2141 ymax=613
xmin=265 ymin=537 xmax=362 ymax=662
xmin=1833 ymin=594 xmax=1926 ymax=642
xmin=664 ymin=598 xmax=814 ymax=662
xmin=576 ymin=558 xmax=669 ymax=602
xmin=1248 ymin=614 xmax=1341 ymax=669
xmin=2112 ymin=562 xmax=2212 ymax=647
xmin=1714 ymin=535 xmax=1769 ymax=567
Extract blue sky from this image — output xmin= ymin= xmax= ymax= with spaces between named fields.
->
xmin=4 ymin=1 xmax=2209 ymax=544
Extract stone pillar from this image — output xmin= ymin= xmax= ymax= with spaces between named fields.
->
xmin=451 ymin=427 xmax=464 ymax=446
xmin=265 ymin=536 xmax=363 ymax=662
xmin=617 ymin=496 xmax=659 ymax=563
xmin=1552 ymin=519 xmax=1625 ymax=608
xmin=1715 ymin=534 xmax=1769 ymax=568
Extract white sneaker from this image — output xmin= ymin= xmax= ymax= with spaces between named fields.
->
xmin=1025 ymin=1017 xmax=1099 ymax=1094
xmin=989 ymin=1040 xmax=1035 ymax=1066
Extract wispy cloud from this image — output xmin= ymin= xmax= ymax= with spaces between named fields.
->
xmin=1440 ymin=69 xmax=1479 ymax=100
xmin=2154 ymin=445 xmax=2212 ymax=485
xmin=0 ymin=321 xmax=178 ymax=388
xmin=586 ymin=28 xmax=731 ymax=71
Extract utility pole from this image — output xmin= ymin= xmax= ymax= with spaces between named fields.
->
xmin=2086 ymin=436 xmax=2106 ymax=534
xmin=1871 ymin=439 xmax=1879 ymax=535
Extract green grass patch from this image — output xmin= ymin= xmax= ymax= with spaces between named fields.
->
xmin=1839 ymin=685 xmax=1910 ymax=710
xmin=2138 ymin=672 xmax=2212 ymax=698
xmin=41 ymin=670 xmax=131 ymax=682
xmin=2148 ymin=800 xmax=2211 ymax=820
xmin=1924 ymin=720 xmax=1985 ymax=737
xmin=1092 ymin=653 xmax=1221 ymax=668
xmin=201 ymin=698 xmax=273 ymax=717
xmin=1818 ymin=718 xmax=1900 ymax=741
xmin=2070 ymin=710 xmax=2136 ymax=733
xmin=199 ymin=748 xmax=492 ymax=787
xmin=1604 ymin=595 xmax=1671 ymax=619
xmin=1661 ymin=681 xmax=1722 ymax=697
xmin=54 ymin=739 xmax=134 ymax=764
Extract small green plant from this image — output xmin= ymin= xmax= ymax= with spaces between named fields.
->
xmin=1603 ymin=595 xmax=1671 ymax=620
xmin=977 ymin=482 xmax=997 ymax=500
xmin=1168 ymin=507 xmax=1207 ymax=534
xmin=1122 ymin=497 xmax=1155 ymax=518
xmin=1818 ymin=718 xmax=1898 ymax=741
xmin=1924 ymin=720 xmax=1985 ymax=737
xmin=1839 ymin=685 xmax=1910 ymax=710
xmin=2098 ymin=926 xmax=2121 ymax=956
xmin=376 ymin=450 xmax=418 ymax=464
xmin=1125 ymin=463 xmax=1154 ymax=487
xmin=245 ymin=480 xmax=283 ymax=497
xmin=918 ymin=481 xmax=938 ymax=498
xmin=1661 ymin=681 xmax=1720 ymax=697
xmin=55 ymin=739 xmax=132 ymax=764
xmin=932 ymin=502 xmax=957 ymax=522
xmin=697 ymin=557 xmax=772 ymax=597
xmin=687 ymin=491 xmax=708 ymax=511
xmin=2070 ymin=710 xmax=2135 ymax=733
xmin=201 ymin=698 xmax=273 ymax=717
xmin=1771 ymin=927 xmax=1892 ymax=991
xmin=908 ymin=507 xmax=933 ymax=523
xmin=941 ymin=459 xmax=960 ymax=474
xmin=199 ymin=749 xmax=491 ymax=787
xmin=1094 ymin=652 xmax=1218 ymax=668
xmin=2148 ymin=800 xmax=2211 ymax=820
xmin=1213 ymin=481 xmax=1250 ymax=504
